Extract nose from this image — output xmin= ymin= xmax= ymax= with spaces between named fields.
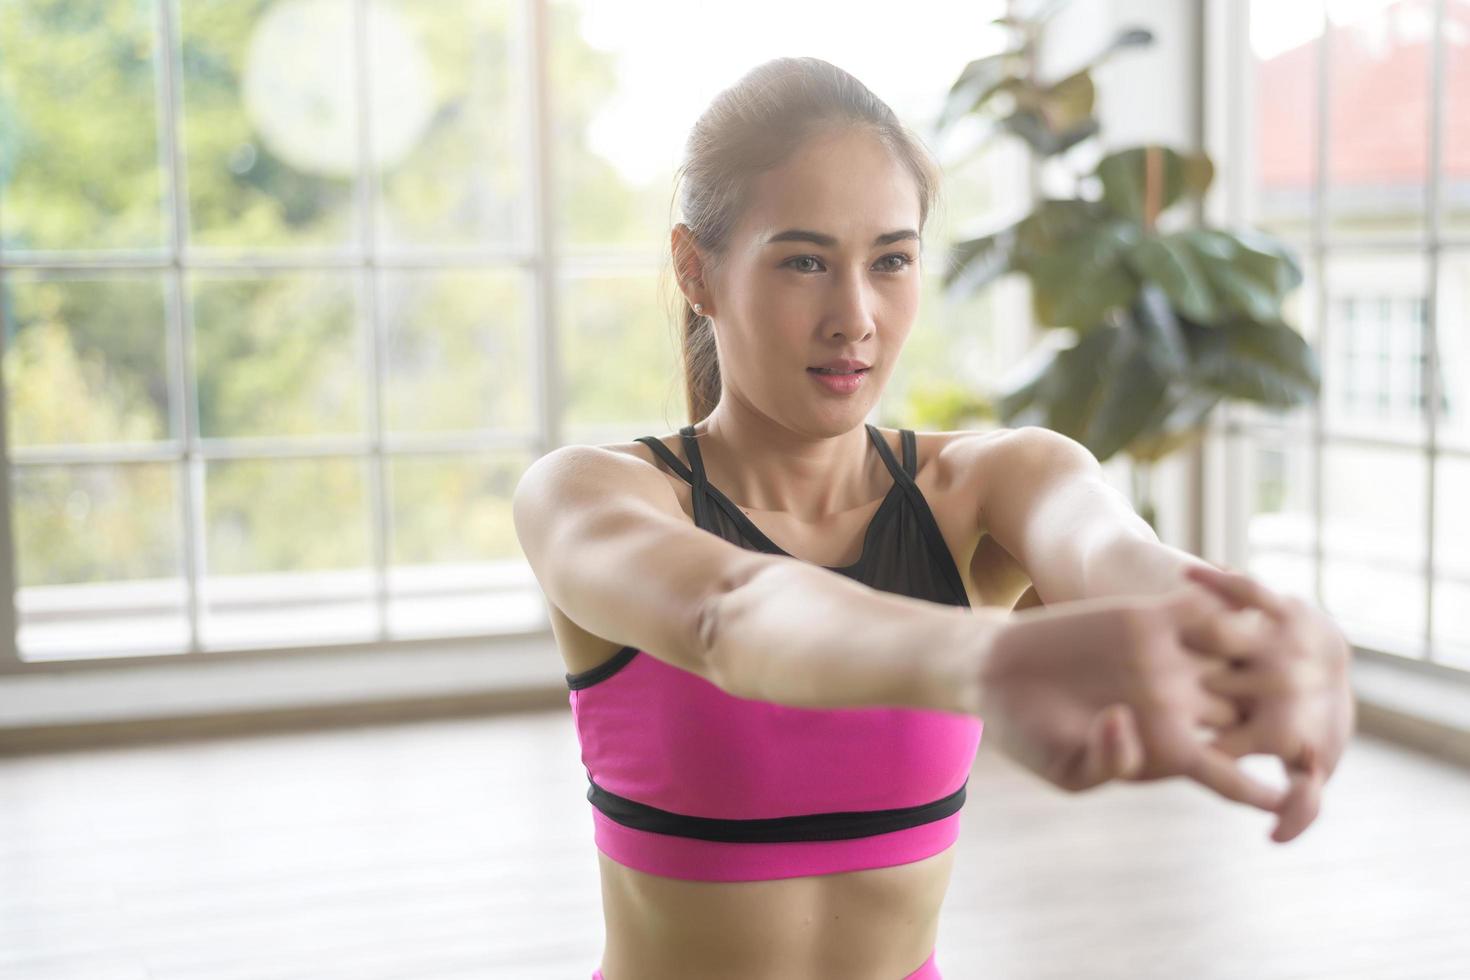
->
xmin=826 ymin=266 xmax=877 ymax=341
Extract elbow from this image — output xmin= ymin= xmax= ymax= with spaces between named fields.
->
xmin=693 ymin=555 xmax=785 ymax=695
xmin=693 ymin=588 xmax=726 ymax=687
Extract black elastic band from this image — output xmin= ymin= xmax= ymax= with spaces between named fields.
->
xmin=566 ymin=644 xmax=640 ymax=689
xmin=588 ymin=776 xmax=969 ymax=843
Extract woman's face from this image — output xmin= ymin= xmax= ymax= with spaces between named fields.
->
xmin=705 ymin=126 xmax=924 ymax=434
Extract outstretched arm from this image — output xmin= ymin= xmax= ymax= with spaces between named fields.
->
xmin=975 ymin=425 xmax=1213 ymax=604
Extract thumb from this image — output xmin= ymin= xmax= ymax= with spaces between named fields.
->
xmin=1082 ymin=703 xmax=1144 ymax=786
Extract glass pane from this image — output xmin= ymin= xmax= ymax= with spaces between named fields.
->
xmin=0 ymin=0 xmax=168 ymax=252
xmin=12 ymin=462 xmax=188 ymax=661
xmin=385 ymin=453 xmax=543 ymax=637
xmin=202 ymin=456 xmax=375 ymax=648
xmin=1436 ymin=250 xmax=1469 ymax=450
xmin=2 ymin=274 xmax=173 ymax=448
xmin=558 ymin=272 xmax=681 ymax=440
xmin=373 ymin=0 xmax=526 ymax=251
xmin=380 ymin=270 xmax=531 ymax=433
xmin=1441 ymin=2 xmax=1470 ymax=237
xmin=1325 ymin=0 xmax=1429 ymax=242
xmin=1251 ymin=0 xmax=1322 ymax=240
xmin=547 ymin=0 xmax=1011 ymax=249
xmin=191 ymin=272 xmax=365 ymax=438
xmin=1322 ymin=252 xmax=1429 ymax=441
xmin=177 ymin=0 xmax=358 ymax=249
xmin=1246 ymin=434 xmax=1315 ymax=554
xmin=1321 ymin=443 xmax=1428 ymax=651
xmin=1433 ymin=456 xmax=1470 ymax=668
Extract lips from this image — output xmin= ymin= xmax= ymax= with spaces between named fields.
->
xmin=808 ymin=358 xmax=871 ymax=373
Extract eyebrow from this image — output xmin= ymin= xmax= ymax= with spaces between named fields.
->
xmin=762 ymin=228 xmax=920 ymax=248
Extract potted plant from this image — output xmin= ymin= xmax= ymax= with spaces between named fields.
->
xmin=928 ymin=0 xmax=1319 ymax=529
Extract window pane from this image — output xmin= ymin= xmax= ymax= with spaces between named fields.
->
xmin=177 ymin=0 xmax=359 ymax=249
xmin=558 ymin=271 xmax=681 ymax=440
xmin=386 ymin=453 xmax=543 ymax=638
xmin=373 ymin=0 xmax=526 ymax=251
xmin=1247 ymin=434 xmax=1315 ymax=554
xmin=1436 ymin=250 xmax=1469 ymax=450
xmin=1252 ymin=0 xmax=1322 ymax=240
xmin=2 ymin=274 xmax=173 ymax=448
xmin=202 ymin=456 xmax=375 ymax=648
xmin=191 ymin=272 xmax=365 ymax=438
xmin=1321 ymin=443 xmax=1428 ymax=651
xmin=380 ymin=270 xmax=531 ymax=434
xmin=1433 ymin=456 xmax=1470 ymax=669
xmin=1325 ymin=0 xmax=1430 ymax=242
xmin=0 ymin=0 xmax=168 ymax=252
xmin=13 ymin=462 xmax=188 ymax=662
xmin=1441 ymin=2 xmax=1470 ymax=237
xmin=1322 ymin=251 xmax=1429 ymax=441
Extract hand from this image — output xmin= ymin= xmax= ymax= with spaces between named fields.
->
xmin=976 ymin=584 xmax=1290 ymax=813
xmin=1182 ymin=563 xmax=1357 ymax=844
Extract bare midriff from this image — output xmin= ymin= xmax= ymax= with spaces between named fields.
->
xmin=594 ymin=844 xmax=954 ymax=979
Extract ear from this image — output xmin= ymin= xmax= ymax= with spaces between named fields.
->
xmin=671 ymin=223 xmax=712 ymax=313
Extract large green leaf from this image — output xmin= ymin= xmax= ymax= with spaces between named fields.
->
xmin=1219 ymin=227 xmax=1305 ymax=300
xmin=1080 ymin=331 xmax=1172 ymax=460
xmin=1127 ymin=282 xmax=1190 ymax=376
xmin=1181 ymin=228 xmax=1301 ymax=322
xmin=1190 ymin=319 xmax=1321 ymax=407
xmin=1016 ymin=198 xmax=1106 ymax=257
xmin=1017 ymin=325 xmax=1169 ymax=460
xmin=1037 ymin=69 xmax=1095 ymax=134
xmin=1001 ymin=109 xmax=1099 ymax=157
xmin=1040 ymin=326 xmax=1120 ymax=438
xmin=1027 ymin=220 xmax=1141 ymax=328
xmin=1095 ymin=146 xmax=1215 ymax=224
xmin=937 ymin=52 xmax=1023 ymax=133
xmin=1125 ymin=234 xmax=1220 ymax=323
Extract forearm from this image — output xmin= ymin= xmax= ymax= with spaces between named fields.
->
xmin=1083 ymin=530 xmax=1215 ymax=600
xmin=703 ymin=559 xmax=1005 ymax=716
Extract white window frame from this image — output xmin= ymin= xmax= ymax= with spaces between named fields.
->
xmin=1203 ymin=0 xmax=1467 ymax=678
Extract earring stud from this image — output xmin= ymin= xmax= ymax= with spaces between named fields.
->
xmin=693 ymin=303 xmax=704 ymax=315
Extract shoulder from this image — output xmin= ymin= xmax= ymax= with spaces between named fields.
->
xmin=901 ymin=425 xmax=1096 ymax=532
xmin=903 ymin=424 xmax=1021 ymax=492
xmin=512 ymin=437 xmax=685 ymax=535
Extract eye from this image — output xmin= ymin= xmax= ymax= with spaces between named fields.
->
xmin=782 ymin=253 xmax=918 ymax=274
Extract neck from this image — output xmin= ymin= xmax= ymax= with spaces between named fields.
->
xmin=696 ymin=395 xmax=889 ymax=519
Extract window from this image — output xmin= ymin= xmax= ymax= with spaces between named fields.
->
xmin=0 ymin=0 xmax=1028 ymax=667
xmin=1209 ymin=0 xmax=1469 ymax=671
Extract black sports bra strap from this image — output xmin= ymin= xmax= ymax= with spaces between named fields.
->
xmin=635 ymin=435 xmax=695 ymax=485
xmin=900 ymin=429 xmax=917 ymax=477
xmin=866 ymin=423 xmax=917 ymax=484
xmin=678 ymin=425 xmax=715 ymax=529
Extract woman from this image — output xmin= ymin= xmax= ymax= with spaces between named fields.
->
xmin=513 ymin=57 xmax=1354 ymax=980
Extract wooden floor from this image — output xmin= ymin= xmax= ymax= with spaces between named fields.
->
xmin=2 ymin=707 xmax=1468 ymax=980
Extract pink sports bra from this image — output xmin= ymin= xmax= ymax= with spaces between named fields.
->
xmin=565 ymin=424 xmax=983 ymax=882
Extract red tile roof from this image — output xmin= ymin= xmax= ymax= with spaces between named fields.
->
xmin=1257 ymin=0 xmax=1470 ymax=189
